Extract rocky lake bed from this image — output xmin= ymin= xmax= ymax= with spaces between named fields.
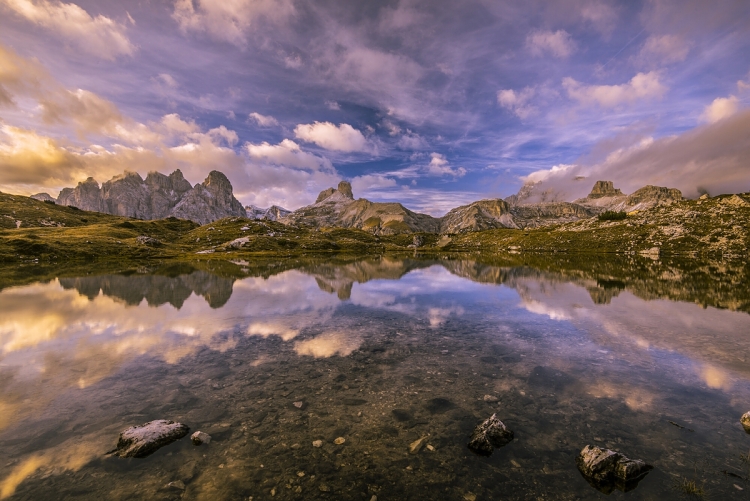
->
xmin=1 ymin=256 xmax=750 ymax=499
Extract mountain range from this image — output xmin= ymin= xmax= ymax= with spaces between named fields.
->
xmin=33 ymin=170 xmax=684 ymax=233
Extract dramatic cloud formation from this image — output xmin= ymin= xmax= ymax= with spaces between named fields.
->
xmin=563 ymin=71 xmax=666 ymax=108
xmin=520 ymin=109 xmax=750 ymax=200
xmin=0 ymin=0 xmax=748 ymax=208
xmin=526 ymin=29 xmax=576 ymax=58
xmin=294 ymin=122 xmax=372 ymax=153
xmin=0 ymin=0 xmax=134 ymax=59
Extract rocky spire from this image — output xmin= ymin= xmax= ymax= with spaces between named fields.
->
xmin=588 ymin=181 xmax=623 ymax=198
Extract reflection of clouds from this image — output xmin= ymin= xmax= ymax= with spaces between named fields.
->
xmin=0 ymin=439 xmax=103 ymax=499
xmin=700 ymin=364 xmax=733 ymax=390
xmin=247 ymin=322 xmax=299 ymax=341
xmin=511 ymin=274 xmax=750 ymax=388
xmin=294 ymin=331 xmax=362 ymax=358
xmin=585 ymin=381 xmax=656 ymax=412
xmin=428 ymin=306 xmax=465 ymax=327
xmin=0 ymin=270 xmax=340 ymax=434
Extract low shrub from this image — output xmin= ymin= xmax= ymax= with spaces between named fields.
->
xmin=598 ymin=210 xmax=627 ymax=221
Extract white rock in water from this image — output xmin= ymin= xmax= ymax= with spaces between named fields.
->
xmin=312 ymin=440 xmax=323 ymax=448
xmin=112 ymin=419 xmax=189 ymax=458
xmin=191 ymin=431 xmax=211 ymax=445
xmin=334 ymin=437 xmax=346 ymax=445
xmin=408 ymin=436 xmax=429 ymax=455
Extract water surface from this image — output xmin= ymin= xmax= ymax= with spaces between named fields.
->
xmin=1 ymin=257 xmax=749 ymax=500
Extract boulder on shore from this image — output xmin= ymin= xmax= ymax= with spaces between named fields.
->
xmin=576 ymin=445 xmax=652 ymax=494
xmin=467 ymin=413 xmax=513 ymax=456
xmin=741 ymin=411 xmax=750 ymax=433
xmin=110 ymin=420 xmax=190 ymax=458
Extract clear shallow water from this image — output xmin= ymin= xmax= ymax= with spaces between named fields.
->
xmin=1 ymin=258 xmax=750 ymax=500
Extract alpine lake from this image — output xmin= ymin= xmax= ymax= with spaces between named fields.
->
xmin=1 ymin=254 xmax=750 ymax=500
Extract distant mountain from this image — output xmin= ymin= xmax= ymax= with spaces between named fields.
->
xmin=279 ymin=179 xmax=683 ymax=233
xmin=281 ymin=181 xmax=440 ymax=234
xmin=245 ymin=204 xmax=291 ymax=221
xmin=53 ymin=169 xmax=246 ymax=225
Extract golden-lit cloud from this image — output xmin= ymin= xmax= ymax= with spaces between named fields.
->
xmin=0 ymin=0 xmax=135 ymax=60
xmin=563 ymin=71 xmax=666 ymax=108
xmin=700 ymin=95 xmax=739 ymax=124
xmin=294 ymin=122 xmax=372 ymax=153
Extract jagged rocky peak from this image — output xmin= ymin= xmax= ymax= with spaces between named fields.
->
xmin=54 ymin=168 xmax=247 ymax=224
xmin=338 ymin=181 xmax=354 ymax=199
xmin=315 ymin=181 xmax=355 ymax=203
xmin=588 ymin=181 xmax=623 ymax=198
xmin=627 ymin=185 xmax=682 ymax=205
xmin=440 ymin=199 xmax=516 ymax=233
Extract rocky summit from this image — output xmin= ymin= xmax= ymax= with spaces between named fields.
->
xmin=54 ymin=169 xmax=246 ymax=225
xmin=245 ymin=204 xmax=291 ymax=221
xmin=281 ymin=181 xmax=440 ymax=234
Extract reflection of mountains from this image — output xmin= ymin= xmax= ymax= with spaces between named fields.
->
xmin=59 ymin=270 xmax=235 ymax=308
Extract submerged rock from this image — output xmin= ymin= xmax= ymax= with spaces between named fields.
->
xmin=408 ymin=435 xmax=429 ymax=455
xmin=191 ymin=431 xmax=211 ymax=445
xmin=111 ymin=420 xmax=189 ymax=458
xmin=467 ymin=413 xmax=514 ymax=456
xmin=742 ymin=412 xmax=750 ymax=433
xmin=576 ymin=445 xmax=652 ymax=494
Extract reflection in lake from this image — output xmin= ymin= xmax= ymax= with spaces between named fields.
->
xmin=1 ymin=257 xmax=750 ymax=500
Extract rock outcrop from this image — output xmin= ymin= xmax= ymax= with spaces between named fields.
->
xmin=574 ymin=181 xmax=683 ymax=213
xmin=30 ymin=193 xmax=55 ymax=202
xmin=742 ymin=411 xmax=750 ymax=433
xmin=246 ymin=204 xmax=291 ymax=221
xmin=281 ymin=182 xmax=440 ymax=235
xmin=467 ymin=413 xmax=514 ymax=456
xmin=576 ymin=445 xmax=652 ymax=494
xmin=55 ymin=169 xmax=246 ymax=224
xmin=110 ymin=420 xmax=190 ymax=458
xmin=440 ymin=199 xmax=516 ymax=233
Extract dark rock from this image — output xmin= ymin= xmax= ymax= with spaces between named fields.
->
xmin=467 ymin=413 xmax=514 ymax=456
xmin=575 ymin=445 xmax=653 ymax=494
xmin=111 ymin=419 xmax=189 ymax=458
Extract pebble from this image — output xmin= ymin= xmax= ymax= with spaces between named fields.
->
xmin=510 ymin=459 xmax=521 ymax=468
xmin=297 ymin=471 xmax=305 ymax=477
xmin=370 ymin=496 xmax=377 ymax=501
xmin=408 ymin=436 xmax=429 ymax=454
xmin=735 ymin=484 xmax=744 ymax=491
xmin=464 ymin=492 xmax=477 ymax=501
xmin=426 ymin=444 xmax=435 ymax=451
xmin=290 ymin=443 xmax=301 ymax=450
xmin=483 ymin=395 xmax=499 ymax=403
xmin=319 ymin=485 xmax=331 ymax=492
xmin=191 ymin=431 xmax=211 ymax=446
xmin=334 ymin=437 xmax=346 ymax=445
xmin=293 ymin=401 xmax=303 ymax=409
xmin=313 ymin=440 xmax=323 ymax=448
xmin=165 ymin=480 xmax=185 ymax=491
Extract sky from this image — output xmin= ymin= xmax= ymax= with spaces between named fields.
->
xmin=0 ymin=0 xmax=749 ymax=215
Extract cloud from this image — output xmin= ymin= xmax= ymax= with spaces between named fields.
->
xmin=700 ymin=95 xmax=739 ymax=123
xmin=350 ymin=174 xmax=397 ymax=195
xmin=636 ymin=34 xmax=690 ymax=66
xmin=294 ymin=331 xmax=362 ymax=358
xmin=397 ymin=130 xmax=428 ymax=150
xmin=248 ymin=112 xmax=279 ymax=127
xmin=497 ymin=87 xmax=536 ymax=119
xmin=581 ymin=2 xmax=618 ymax=36
xmin=294 ymin=121 xmax=372 ymax=153
xmin=739 ymin=72 xmax=750 ymax=93
xmin=0 ymin=0 xmax=134 ymax=60
xmin=0 ymin=44 xmax=47 ymax=106
xmin=156 ymin=73 xmax=178 ymax=88
xmin=563 ymin=71 xmax=666 ymax=108
xmin=172 ymin=0 xmax=295 ymax=45
xmin=245 ymin=139 xmax=334 ymax=172
xmin=325 ymin=100 xmax=341 ymax=110
xmin=426 ymin=152 xmax=466 ymax=177
xmin=526 ymin=29 xmax=576 ymax=58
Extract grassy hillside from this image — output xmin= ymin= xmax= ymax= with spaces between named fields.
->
xmin=1 ymin=191 xmax=748 ymax=264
